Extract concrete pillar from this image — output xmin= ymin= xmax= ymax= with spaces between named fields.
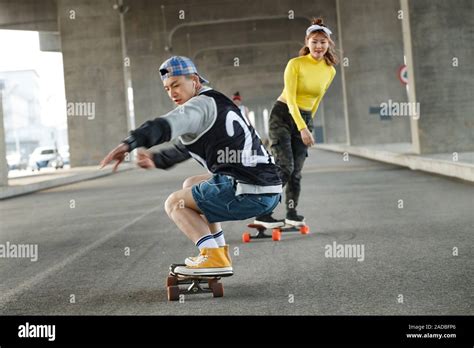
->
xmin=58 ymin=0 xmax=129 ymax=166
xmin=337 ymin=0 xmax=411 ymax=146
xmin=124 ymin=1 xmax=172 ymax=126
xmin=0 ymin=91 xmax=8 ymax=186
xmin=404 ymin=0 xmax=474 ymax=154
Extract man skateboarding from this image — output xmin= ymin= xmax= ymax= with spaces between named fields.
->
xmin=100 ymin=56 xmax=282 ymax=277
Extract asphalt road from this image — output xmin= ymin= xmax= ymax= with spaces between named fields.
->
xmin=0 ymin=149 xmax=472 ymax=315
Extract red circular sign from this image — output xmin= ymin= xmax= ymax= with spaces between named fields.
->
xmin=398 ymin=65 xmax=408 ymax=85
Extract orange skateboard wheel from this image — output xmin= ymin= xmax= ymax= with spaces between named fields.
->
xmin=300 ymin=225 xmax=310 ymax=234
xmin=272 ymin=229 xmax=281 ymax=241
xmin=242 ymin=232 xmax=251 ymax=243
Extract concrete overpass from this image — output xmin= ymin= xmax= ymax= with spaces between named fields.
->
xmin=0 ymin=0 xmax=472 ymax=180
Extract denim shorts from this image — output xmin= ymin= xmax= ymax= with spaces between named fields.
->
xmin=191 ymin=174 xmax=281 ymax=223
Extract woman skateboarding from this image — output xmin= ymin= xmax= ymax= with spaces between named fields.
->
xmin=254 ymin=17 xmax=338 ymax=228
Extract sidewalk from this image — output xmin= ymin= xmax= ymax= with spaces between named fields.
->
xmin=316 ymin=142 xmax=474 ymax=182
xmin=1 ymin=163 xmax=135 ymax=200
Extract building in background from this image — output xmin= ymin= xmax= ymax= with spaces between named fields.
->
xmin=0 ymin=70 xmax=67 ymax=169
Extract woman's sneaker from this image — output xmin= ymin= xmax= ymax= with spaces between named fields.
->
xmin=285 ymin=210 xmax=305 ymax=227
xmin=173 ymin=247 xmax=233 ymax=277
xmin=253 ymin=214 xmax=285 ymax=228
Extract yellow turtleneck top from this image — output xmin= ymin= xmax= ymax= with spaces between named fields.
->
xmin=279 ymin=53 xmax=336 ymax=131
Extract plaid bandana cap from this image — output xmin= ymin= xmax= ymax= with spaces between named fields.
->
xmin=159 ymin=56 xmax=209 ymax=84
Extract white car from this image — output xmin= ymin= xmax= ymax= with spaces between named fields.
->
xmin=28 ymin=147 xmax=64 ymax=171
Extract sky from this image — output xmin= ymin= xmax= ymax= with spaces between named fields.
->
xmin=0 ymin=29 xmax=67 ymax=128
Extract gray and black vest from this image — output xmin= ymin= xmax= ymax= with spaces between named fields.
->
xmin=181 ymin=90 xmax=282 ymax=187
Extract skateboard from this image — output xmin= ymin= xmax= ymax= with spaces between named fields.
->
xmin=242 ymin=223 xmax=310 ymax=243
xmin=166 ymin=264 xmax=227 ymax=301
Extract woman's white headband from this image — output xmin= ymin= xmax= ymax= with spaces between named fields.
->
xmin=306 ymin=24 xmax=332 ymax=36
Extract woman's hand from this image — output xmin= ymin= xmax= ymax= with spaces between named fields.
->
xmin=99 ymin=143 xmax=129 ymax=172
xmin=300 ymin=128 xmax=315 ymax=147
xmin=136 ymin=149 xmax=156 ymax=169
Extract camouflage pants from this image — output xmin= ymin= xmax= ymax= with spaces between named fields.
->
xmin=269 ymin=101 xmax=313 ymax=212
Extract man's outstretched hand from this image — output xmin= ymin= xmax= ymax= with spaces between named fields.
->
xmin=137 ymin=149 xmax=156 ymax=169
xmin=100 ymin=143 xmax=129 ymax=172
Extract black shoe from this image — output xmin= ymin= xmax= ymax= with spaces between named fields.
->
xmin=285 ymin=210 xmax=305 ymax=227
xmin=254 ymin=214 xmax=285 ymax=228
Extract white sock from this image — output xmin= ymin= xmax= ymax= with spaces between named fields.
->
xmin=212 ymin=230 xmax=226 ymax=247
xmin=196 ymin=234 xmax=219 ymax=250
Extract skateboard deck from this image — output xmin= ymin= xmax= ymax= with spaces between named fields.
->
xmin=242 ymin=223 xmax=310 ymax=243
xmin=166 ymin=264 xmax=226 ymax=301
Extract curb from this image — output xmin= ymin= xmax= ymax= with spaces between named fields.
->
xmin=0 ymin=165 xmax=136 ymax=200
xmin=316 ymin=144 xmax=474 ymax=183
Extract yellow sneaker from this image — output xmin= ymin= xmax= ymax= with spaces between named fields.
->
xmin=175 ymin=247 xmax=233 ymax=277
xmin=185 ymin=245 xmax=232 ymax=266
